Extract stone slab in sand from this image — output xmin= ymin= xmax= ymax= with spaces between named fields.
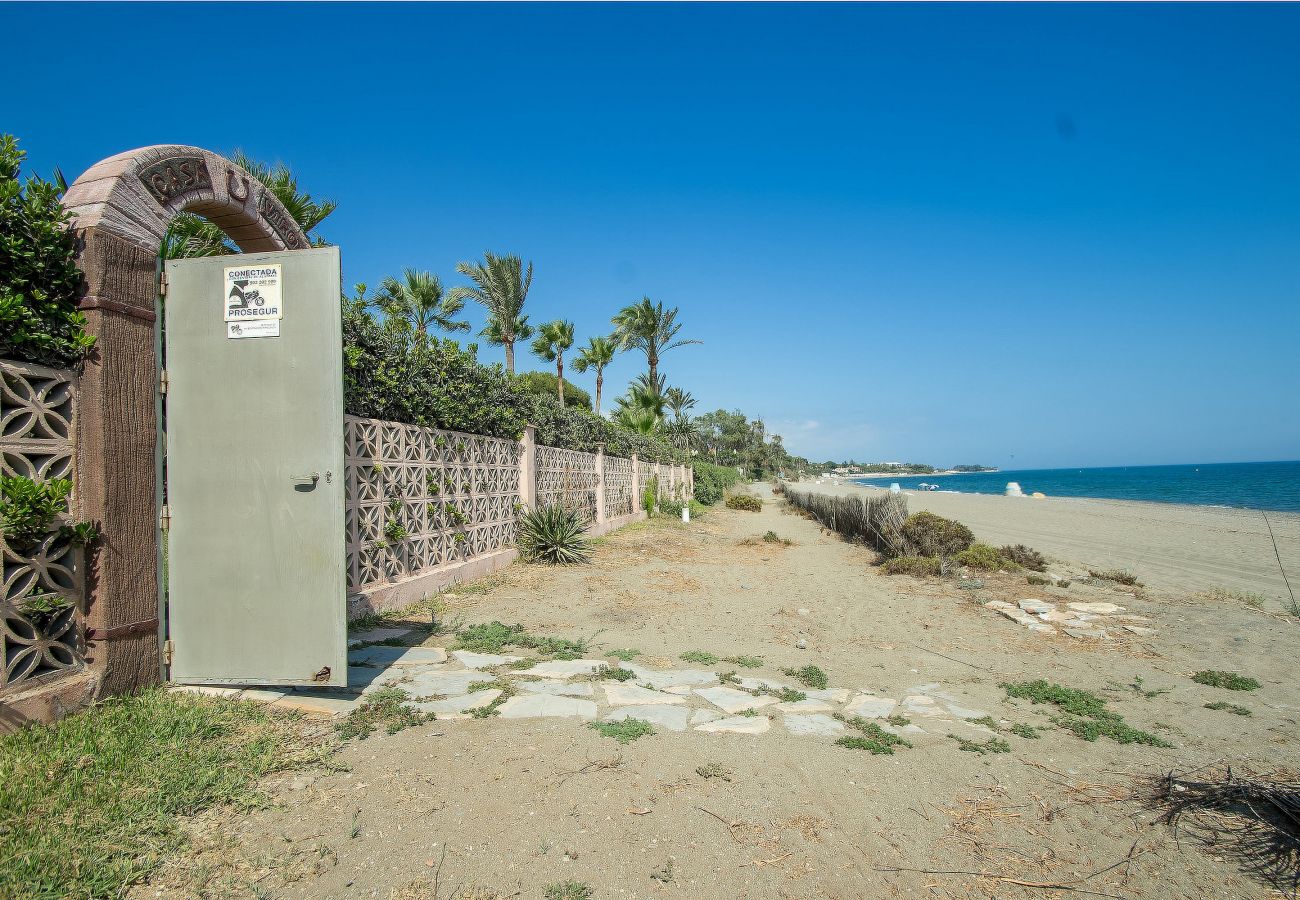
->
xmin=783 ymin=714 xmax=845 ymax=738
xmin=603 ymin=683 xmax=687 ymax=706
xmin=695 ymin=714 xmax=772 ymax=735
xmin=695 ymin=686 xmax=779 ymax=714
xmin=604 ymin=705 xmax=691 ymax=732
xmin=496 ymin=696 xmax=597 ymax=719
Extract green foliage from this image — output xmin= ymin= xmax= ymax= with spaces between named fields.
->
xmin=588 ymin=717 xmax=654 ymax=744
xmin=761 ymin=530 xmax=789 ymax=544
xmin=607 ymin=648 xmax=640 ymax=662
xmin=518 ymin=503 xmax=591 ymax=565
xmin=545 ymin=881 xmax=594 ymax=900
xmin=1204 ymin=701 xmax=1252 ymax=716
xmin=901 ymin=511 xmax=974 ymax=557
xmin=15 ymin=593 xmax=72 ymax=630
xmin=694 ymin=408 xmax=809 ymax=479
xmin=453 ymin=621 xmax=588 ymax=659
xmin=725 ymin=493 xmax=762 ymax=512
xmin=1008 ymin=722 xmax=1042 ymax=739
xmin=781 ymin=665 xmax=828 ymax=690
xmin=834 ymin=716 xmax=913 ymax=754
xmin=955 ymin=542 xmax=1018 ymax=571
xmin=448 ymin=251 xmax=533 ymax=374
xmin=1002 ymin=679 xmax=1172 ymax=747
xmin=0 ymin=689 xmax=315 ymax=898
xmin=680 ymin=650 xmax=718 ymax=664
xmin=881 ymin=555 xmax=942 ymax=576
xmin=596 ymin=665 xmax=636 ymax=681
xmin=725 ymin=655 xmax=763 ymax=668
xmin=1001 ymin=544 xmax=1047 ymax=571
xmin=335 ymin=686 xmax=427 ymax=739
xmin=1192 ymin=670 xmax=1260 ymax=691
xmin=948 ymin=734 xmax=1011 ymax=754
xmin=642 ymin=475 xmax=659 ymax=514
xmin=517 ymin=370 xmax=591 ymax=410
xmin=373 ymin=268 xmax=468 ymax=343
xmin=0 ymin=475 xmax=71 ymax=549
xmin=0 ymin=135 xmax=94 ymax=367
xmin=1089 ymin=568 xmax=1142 ymax=586
xmin=692 ymin=461 xmax=742 ymax=505
xmin=695 ymin=762 xmax=732 ymax=780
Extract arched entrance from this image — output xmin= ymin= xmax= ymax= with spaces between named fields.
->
xmin=62 ymin=146 xmax=315 ymax=696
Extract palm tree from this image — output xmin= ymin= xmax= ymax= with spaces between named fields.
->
xmin=449 ymin=252 xmax=533 ymax=374
xmin=611 ymin=296 xmax=701 ymax=384
xmin=161 ymin=151 xmax=337 ymax=259
xmin=571 ymin=336 xmax=618 ymax=416
xmin=531 ymin=320 xmax=576 ymax=402
xmin=664 ymin=387 xmax=696 ymax=422
xmin=374 ymin=269 xmax=468 ymax=345
xmin=612 ymin=377 xmax=667 ymax=434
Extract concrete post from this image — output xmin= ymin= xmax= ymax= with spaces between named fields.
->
xmin=594 ymin=443 xmax=606 ymax=526
xmin=520 ymin=424 xmax=537 ymax=511
xmin=631 ymin=453 xmax=641 ymax=517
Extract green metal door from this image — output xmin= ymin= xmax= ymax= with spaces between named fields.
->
xmin=164 ymin=248 xmax=346 ymax=686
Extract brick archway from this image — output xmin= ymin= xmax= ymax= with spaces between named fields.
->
xmin=59 ymin=146 xmax=311 ymax=699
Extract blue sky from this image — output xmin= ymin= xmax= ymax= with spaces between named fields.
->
xmin=10 ymin=3 xmax=1299 ymax=468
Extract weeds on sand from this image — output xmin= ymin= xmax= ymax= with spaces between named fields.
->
xmin=725 ymin=493 xmax=762 ymax=512
xmin=336 ymin=686 xmax=428 ymax=740
xmin=606 ymin=648 xmax=641 ymax=661
xmin=834 ymin=715 xmax=913 ymax=754
xmin=969 ymin=715 xmax=1042 ymax=739
xmin=650 ymin=859 xmax=675 ymax=884
xmin=1009 ymin=723 xmax=1043 ymax=739
xmin=1110 ymin=675 xmax=1170 ymax=699
xmin=1193 ymin=670 xmax=1261 ymax=691
xmin=881 ymin=555 xmax=942 ymax=577
xmin=1002 ymin=679 xmax=1172 ymax=747
xmin=718 ymin=670 xmax=740 ymax=685
xmin=545 ymin=881 xmax=593 ymax=900
xmin=467 ymin=680 xmax=500 ymax=693
xmin=469 ymin=682 xmax=517 ymax=718
xmin=1089 ymin=568 xmax=1142 ymax=586
xmin=762 ymin=530 xmax=791 ymax=545
xmin=886 ymin=714 xmax=911 ymax=727
xmin=949 ymin=734 xmax=1011 ymax=754
xmin=588 ymin=718 xmax=654 ymax=744
xmin=1027 ymin=573 xmax=1069 ymax=588
xmin=680 ymin=650 xmax=719 ymax=664
xmin=696 ymin=762 xmax=733 ymax=781
xmin=738 ymin=708 xmax=760 ymax=717
xmin=595 ymin=665 xmax=636 ymax=682
xmin=1001 ymin=543 xmax=1048 ymax=571
xmin=504 ymin=657 xmax=538 ymax=670
xmin=782 ymin=665 xmax=829 ymax=690
xmin=1205 ymin=701 xmax=1252 ymax=716
xmin=1194 ymin=586 xmax=1267 ymax=609
xmin=0 ymin=689 xmax=324 ymax=899
xmin=725 ymin=655 xmax=763 ymax=668
xmin=454 ymin=621 xmax=588 ymax=659
xmin=955 ymin=543 xmax=1019 ymax=571
xmin=1287 ymin=598 xmax=1300 ymax=618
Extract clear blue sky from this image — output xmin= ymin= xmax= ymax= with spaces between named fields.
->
xmin=10 ymin=3 xmax=1299 ymax=468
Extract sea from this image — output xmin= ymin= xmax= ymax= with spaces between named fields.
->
xmin=852 ymin=460 xmax=1300 ymax=514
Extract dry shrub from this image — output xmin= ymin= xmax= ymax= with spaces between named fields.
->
xmin=900 ymin=511 xmax=973 ymax=557
xmin=1001 ymin=543 xmax=1047 ymax=571
xmin=881 ymin=555 xmax=942 ymax=577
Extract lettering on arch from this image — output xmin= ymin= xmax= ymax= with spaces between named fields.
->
xmin=137 ymin=156 xmax=212 ymax=205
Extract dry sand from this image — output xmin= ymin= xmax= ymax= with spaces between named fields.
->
xmin=802 ymin=479 xmax=1300 ymax=607
xmin=140 ymin=487 xmax=1300 ymax=900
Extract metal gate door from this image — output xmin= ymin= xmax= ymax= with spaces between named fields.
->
xmin=163 ymin=247 xmax=346 ymax=686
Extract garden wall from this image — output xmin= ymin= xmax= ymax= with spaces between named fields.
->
xmin=344 ymin=415 xmax=692 ymax=617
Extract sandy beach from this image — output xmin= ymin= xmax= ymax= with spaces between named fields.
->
xmin=799 ymin=479 xmax=1300 ymax=607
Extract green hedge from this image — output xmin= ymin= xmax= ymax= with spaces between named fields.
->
xmin=692 ymin=461 xmax=743 ymax=505
xmin=342 ymin=299 xmax=684 ymax=464
xmin=0 ymin=135 xmax=94 ymax=368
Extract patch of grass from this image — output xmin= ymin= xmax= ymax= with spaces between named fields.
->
xmin=738 ymin=708 xmax=760 ymax=717
xmin=336 ymin=686 xmax=428 ymax=740
xmin=1192 ymin=670 xmax=1260 ymax=691
xmin=1204 ymin=701 xmax=1252 ymax=716
xmin=717 ymin=670 xmax=740 ymax=685
xmin=955 ymin=543 xmax=1019 ymax=571
xmin=504 ymin=657 xmax=538 ymax=670
xmin=1193 ymin=586 xmax=1267 ymax=608
xmin=1287 ymin=598 xmax=1300 ymax=618
xmin=695 ymin=762 xmax=733 ymax=780
xmin=469 ymin=682 xmax=517 ymax=718
xmin=1002 ymin=679 xmax=1172 ymax=747
xmin=725 ymin=493 xmax=762 ymax=512
xmin=680 ymin=650 xmax=719 ymax=664
xmin=949 ymin=734 xmax=1011 ymax=754
xmin=762 ymin=530 xmax=792 ymax=545
xmin=885 ymin=713 xmax=911 ymax=727
xmin=588 ymin=717 xmax=655 ymax=744
xmin=881 ymin=555 xmax=942 ymax=577
xmin=607 ymin=648 xmax=641 ymax=662
xmin=834 ymin=715 xmax=913 ymax=754
xmin=545 ymin=881 xmax=593 ymax=900
xmin=596 ymin=665 xmax=636 ymax=682
xmin=0 ymin=689 xmax=322 ymax=898
xmin=752 ymin=684 xmax=806 ymax=702
xmin=1089 ymin=568 xmax=1142 ymax=586
xmin=724 ymin=655 xmax=763 ymax=668
xmin=781 ymin=665 xmax=828 ymax=690
xmin=454 ymin=621 xmax=588 ymax=659
xmin=970 ymin=715 xmax=1000 ymax=730
xmin=1008 ymin=723 xmax=1042 ymax=738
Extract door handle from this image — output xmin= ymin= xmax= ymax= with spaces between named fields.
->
xmin=293 ymin=472 xmax=320 ymax=485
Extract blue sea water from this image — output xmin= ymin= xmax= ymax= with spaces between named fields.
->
xmin=853 ymin=460 xmax=1300 ymax=514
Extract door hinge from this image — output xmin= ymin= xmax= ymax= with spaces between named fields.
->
xmin=159 ymin=505 xmax=171 ymax=531
xmin=158 ymin=369 xmax=169 ymax=396
xmin=158 ymin=269 xmax=168 ymax=298
xmin=162 ymin=639 xmax=174 ymax=666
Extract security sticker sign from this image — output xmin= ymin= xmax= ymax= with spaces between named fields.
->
xmin=227 ymin=320 xmax=281 ymax=339
xmin=224 ymin=264 xmax=283 ymax=322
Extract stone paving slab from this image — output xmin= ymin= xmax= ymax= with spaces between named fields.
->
xmin=737 ymin=676 xmax=790 ymax=692
xmin=526 ymin=659 xmax=605 ymax=679
xmin=1068 ymin=601 xmax=1125 ymax=614
xmin=695 ymin=686 xmax=779 ymax=714
xmin=805 ymin=688 xmax=851 ymax=703
xmin=695 ymin=714 xmax=771 ymax=735
xmin=404 ymin=671 xmax=489 ymax=698
xmin=273 ymin=690 xmax=362 ymax=717
xmin=843 ymin=695 xmax=897 ymax=718
xmin=783 ymin=713 xmax=845 ymax=738
xmin=414 ymin=690 xmax=501 ymax=719
xmin=690 ymin=709 xmax=723 ymax=726
xmin=169 ymin=684 xmax=244 ymax=698
xmin=452 ymin=650 xmax=522 ymax=669
xmin=604 ymin=704 xmax=691 ymax=732
xmin=518 ymin=680 xmax=594 ymax=697
xmin=496 ymin=695 xmax=597 ymax=719
xmin=241 ymin=688 xmax=291 ymax=703
xmin=604 ymin=682 xmax=688 ymax=706
xmin=624 ymin=664 xmax=718 ymax=689
xmin=901 ymin=695 xmax=948 ymax=717
xmin=776 ymin=698 xmax=835 ymax=714
xmin=349 ymin=645 xmax=447 ymax=667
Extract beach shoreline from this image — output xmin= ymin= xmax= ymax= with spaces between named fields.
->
xmin=789 ymin=478 xmax=1300 ymax=604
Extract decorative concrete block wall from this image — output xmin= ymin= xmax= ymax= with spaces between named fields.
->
xmin=0 ymin=360 xmax=85 ymax=695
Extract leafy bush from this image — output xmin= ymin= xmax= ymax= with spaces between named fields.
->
xmin=0 ymin=135 xmax=95 ymax=368
xmin=0 ymin=474 xmax=71 ymax=550
xmin=692 ymin=461 xmax=743 ymax=505
xmin=881 ymin=555 xmax=942 ymax=576
xmin=1192 ymin=670 xmax=1260 ymax=691
xmin=517 ymin=504 xmax=591 ymax=565
xmin=725 ymin=493 xmax=762 ymax=512
xmin=955 ymin=542 xmax=1018 ymax=571
xmin=900 ymin=511 xmax=973 ymax=557
xmin=1001 ymin=544 xmax=1047 ymax=571
xmin=516 ymin=370 xmax=592 ymax=410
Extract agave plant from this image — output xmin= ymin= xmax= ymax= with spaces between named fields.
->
xmin=517 ymin=504 xmax=591 ymax=565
